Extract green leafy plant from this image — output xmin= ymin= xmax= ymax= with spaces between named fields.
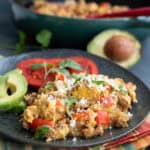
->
xmin=30 ymin=59 xmax=82 ymax=79
xmin=34 ymin=125 xmax=50 ymax=140
xmin=92 ymin=80 xmax=106 ymax=85
xmin=30 ymin=63 xmax=54 ymax=70
xmin=44 ymin=82 xmax=54 ymax=89
xmin=15 ymin=31 xmax=27 ymax=53
xmin=59 ymin=60 xmax=81 ymax=71
xmin=36 ymin=30 xmax=52 ymax=48
xmin=0 ymin=30 xmax=52 ymax=54
xmin=119 ymin=84 xmax=128 ymax=94
xmin=64 ymin=97 xmax=77 ymax=116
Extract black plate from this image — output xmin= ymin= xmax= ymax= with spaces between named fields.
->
xmin=0 ymin=49 xmax=149 ymax=148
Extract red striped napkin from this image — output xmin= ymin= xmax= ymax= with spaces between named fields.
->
xmin=103 ymin=115 xmax=150 ymax=149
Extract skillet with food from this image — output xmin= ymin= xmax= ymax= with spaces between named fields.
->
xmin=10 ymin=0 xmax=150 ymax=48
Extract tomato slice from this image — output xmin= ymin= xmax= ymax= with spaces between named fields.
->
xmin=74 ymin=112 xmax=89 ymax=121
xmin=17 ymin=57 xmax=99 ymax=88
xmin=69 ymin=56 xmax=99 ymax=74
xmin=30 ymin=118 xmax=54 ymax=130
xmin=96 ymin=110 xmax=110 ymax=126
xmin=100 ymin=96 xmax=113 ymax=108
xmin=17 ymin=58 xmax=62 ymax=87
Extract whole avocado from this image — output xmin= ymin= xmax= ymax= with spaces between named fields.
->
xmin=87 ymin=29 xmax=141 ymax=69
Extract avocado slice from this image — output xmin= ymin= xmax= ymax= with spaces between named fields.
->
xmin=11 ymin=100 xmax=27 ymax=113
xmin=0 ymin=69 xmax=28 ymax=112
xmin=87 ymin=29 xmax=141 ymax=68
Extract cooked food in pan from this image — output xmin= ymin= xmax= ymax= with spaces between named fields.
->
xmin=31 ymin=0 xmax=129 ymax=18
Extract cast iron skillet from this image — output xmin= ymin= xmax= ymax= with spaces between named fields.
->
xmin=10 ymin=0 xmax=150 ymax=48
xmin=0 ymin=49 xmax=149 ymax=148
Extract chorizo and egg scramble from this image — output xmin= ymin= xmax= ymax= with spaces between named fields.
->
xmin=22 ymin=73 xmax=137 ymax=141
xmin=32 ymin=0 xmax=129 ymax=18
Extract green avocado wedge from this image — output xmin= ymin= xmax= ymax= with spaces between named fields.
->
xmin=87 ymin=29 xmax=141 ymax=69
xmin=0 ymin=69 xmax=28 ymax=112
xmin=11 ymin=100 xmax=27 ymax=113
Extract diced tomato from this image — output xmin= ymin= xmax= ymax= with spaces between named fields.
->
xmin=126 ymin=82 xmax=134 ymax=89
xmin=17 ymin=57 xmax=99 ymax=88
xmin=96 ymin=110 xmax=110 ymax=126
xmin=74 ymin=112 xmax=89 ymax=121
xmin=99 ymin=2 xmax=111 ymax=9
xmin=105 ymin=85 xmax=112 ymax=92
xmin=56 ymin=100 xmax=66 ymax=112
xmin=57 ymin=74 xmax=65 ymax=81
xmin=100 ymin=96 xmax=113 ymax=108
xmin=30 ymin=119 xmax=54 ymax=130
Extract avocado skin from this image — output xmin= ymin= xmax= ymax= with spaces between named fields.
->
xmin=87 ymin=29 xmax=141 ymax=69
xmin=0 ymin=69 xmax=28 ymax=112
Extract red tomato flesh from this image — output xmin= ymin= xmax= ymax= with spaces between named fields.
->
xmin=100 ymin=96 xmax=113 ymax=108
xmin=17 ymin=57 xmax=99 ymax=88
xmin=74 ymin=112 xmax=89 ymax=121
xmin=96 ymin=110 xmax=110 ymax=126
xmin=30 ymin=119 xmax=54 ymax=130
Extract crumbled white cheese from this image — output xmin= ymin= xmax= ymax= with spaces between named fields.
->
xmin=108 ymin=79 xmax=117 ymax=88
xmin=76 ymin=108 xmax=86 ymax=113
xmin=96 ymin=101 xmax=101 ymax=105
xmin=55 ymin=80 xmax=67 ymax=93
xmin=65 ymin=78 xmax=75 ymax=90
xmin=48 ymin=95 xmax=56 ymax=105
xmin=70 ymin=119 xmax=76 ymax=128
xmin=99 ymin=84 xmax=106 ymax=91
xmin=81 ymin=75 xmax=95 ymax=88
xmin=78 ymin=98 xmax=88 ymax=106
xmin=93 ymin=113 xmax=97 ymax=118
xmin=97 ymin=74 xmax=108 ymax=81
xmin=128 ymin=112 xmax=133 ymax=117
xmin=103 ymin=99 xmax=108 ymax=104
xmin=72 ymin=137 xmax=77 ymax=142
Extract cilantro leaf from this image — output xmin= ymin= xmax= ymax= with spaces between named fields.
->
xmin=16 ymin=31 xmax=26 ymax=53
xmin=47 ymin=68 xmax=59 ymax=73
xmin=30 ymin=63 xmax=44 ymax=69
xmin=36 ymin=30 xmax=52 ymax=48
xmin=119 ymin=84 xmax=128 ymax=94
xmin=71 ymin=74 xmax=79 ymax=79
xmin=34 ymin=125 xmax=50 ymax=140
xmin=111 ymin=86 xmax=115 ymax=92
xmin=74 ymin=77 xmax=82 ymax=84
xmin=30 ymin=63 xmax=54 ymax=70
xmin=59 ymin=59 xmax=81 ymax=71
xmin=92 ymin=80 xmax=106 ymax=85
xmin=59 ymin=68 xmax=70 ymax=76
xmin=64 ymin=97 xmax=77 ymax=116
xmin=45 ymin=82 xmax=54 ymax=89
